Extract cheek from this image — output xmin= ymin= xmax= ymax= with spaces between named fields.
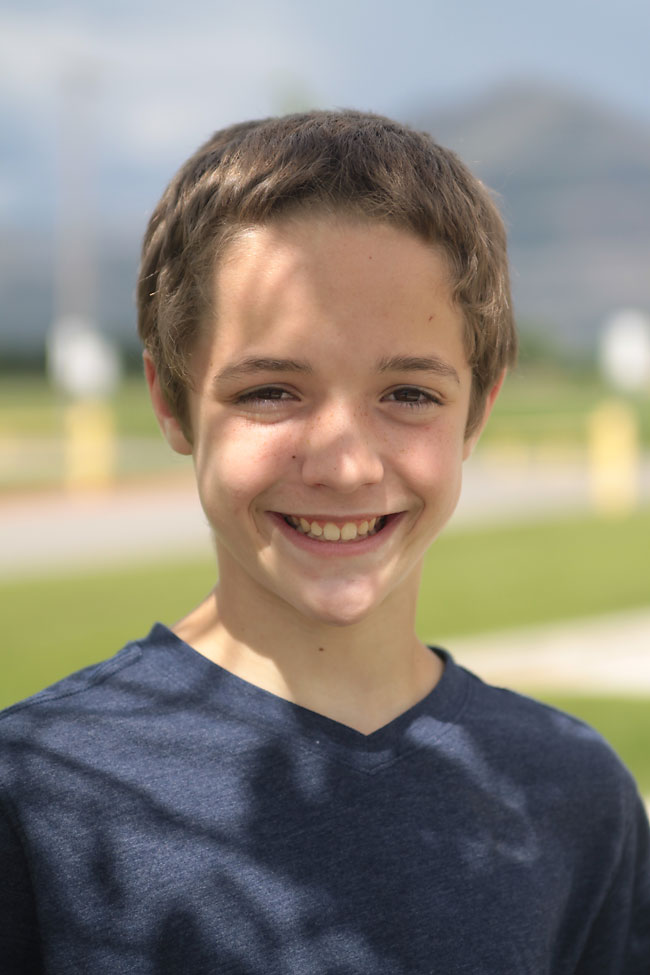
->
xmin=194 ymin=421 xmax=296 ymax=510
xmin=397 ymin=426 xmax=465 ymax=484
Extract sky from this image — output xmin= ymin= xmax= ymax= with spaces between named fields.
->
xmin=1 ymin=0 xmax=649 ymax=351
xmin=2 ymin=0 xmax=650 ymax=201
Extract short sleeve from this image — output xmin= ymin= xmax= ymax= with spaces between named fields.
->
xmin=0 ymin=798 xmax=43 ymax=973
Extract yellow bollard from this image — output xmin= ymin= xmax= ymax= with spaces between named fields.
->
xmin=587 ymin=400 xmax=639 ymax=515
xmin=63 ymin=399 xmax=116 ymax=490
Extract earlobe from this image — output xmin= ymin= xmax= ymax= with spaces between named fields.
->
xmin=143 ymin=352 xmax=193 ymax=456
xmin=462 ymin=371 xmax=505 ymax=460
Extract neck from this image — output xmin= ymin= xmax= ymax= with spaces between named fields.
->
xmin=172 ymin=563 xmax=442 ymax=735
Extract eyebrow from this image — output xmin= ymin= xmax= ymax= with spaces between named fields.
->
xmin=213 ymin=357 xmax=314 ymax=386
xmin=377 ymin=354 xmax=461 ymax=384
xmin=213 ymin=353 xmax=460 ymax=387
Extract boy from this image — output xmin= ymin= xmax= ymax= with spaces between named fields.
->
xmin=1 ymin=111 xmax=649 ymax=973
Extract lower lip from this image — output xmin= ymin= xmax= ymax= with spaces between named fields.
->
xmin=267 ymin=512 xmax=405 ymax=556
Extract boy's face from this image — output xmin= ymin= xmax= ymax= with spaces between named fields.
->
xmin=150 ymin=215 xmax=498 ymax=628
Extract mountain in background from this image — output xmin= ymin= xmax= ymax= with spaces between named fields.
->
xmin=2 ymin=79 xmax=650 ymax=358
xmin=409 ymin=80 xmax=650 ymax=348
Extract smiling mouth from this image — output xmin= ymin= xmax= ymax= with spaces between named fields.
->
xmin=280 ymin=514 xmax=390 ymax=542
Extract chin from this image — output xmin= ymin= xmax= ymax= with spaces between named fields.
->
xmin=293 ymin=581 xmax=385 ymax=628
xmin=309 ymin=606 xmax=373 ymax=628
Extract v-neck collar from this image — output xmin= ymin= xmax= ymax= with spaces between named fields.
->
xmin=142 ymin=623 xmax=472 ymax=774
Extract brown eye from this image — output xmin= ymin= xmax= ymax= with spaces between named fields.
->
xmin=385 ymin=387 xmax=441 ymax=408
xmin=236 ymin=387 xmax=294 ymax=404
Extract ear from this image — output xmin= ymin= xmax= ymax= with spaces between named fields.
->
xmin=462 ymin=371 xmax=505 ymax=460
xmin=143 ymin=352 xmax=193 ymax=456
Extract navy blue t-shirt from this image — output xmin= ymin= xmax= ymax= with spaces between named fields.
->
xmin=1 ymin=624 xmax=649 ymax=973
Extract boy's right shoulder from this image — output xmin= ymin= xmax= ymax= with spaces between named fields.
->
xmin=1 ymin=643 xmax=141 ymax=723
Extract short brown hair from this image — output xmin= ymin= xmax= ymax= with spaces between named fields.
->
xmin=137 ymin=110 xmax=516 ymax=437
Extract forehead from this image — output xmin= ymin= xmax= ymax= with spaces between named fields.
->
xmin=220 ymin=211 xmax=449 ymax=269
xmin=211 ymin=214 xmax=457 ymax=333
xmin=193 ymin=214 xmax=471 ymax=389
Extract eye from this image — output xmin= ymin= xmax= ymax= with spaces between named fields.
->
xmin=234 ymin=386 xmax=297 ymax=406
xmin=383 ymin=386 xmax=442 ymax=409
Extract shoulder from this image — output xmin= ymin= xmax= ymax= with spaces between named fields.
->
xmin=0 ymin=628 xmax=170 ymax=771
xmin=0 ymin=625 xmax=192 ymax=829
xmin=460 ymin=661 xmax=622 ymax=758
xmin=1 ymin=640 xmax=142 ymax=724
xmin=453 ymin=660 xmax=642 ymax=821
xmin=0 ymin=621 xmax=188 ymax=722
xmin=447 ymin=660 xmax=650 ymax=917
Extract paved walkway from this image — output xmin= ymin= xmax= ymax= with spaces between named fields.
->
xmin=1 ymin=476 xmax=209 ymax=579
xmin=450 ymin=607 xmax=650 ymax=695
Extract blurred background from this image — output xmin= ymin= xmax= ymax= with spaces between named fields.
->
xmin=1 ymin=0 xmax=649 ymax=793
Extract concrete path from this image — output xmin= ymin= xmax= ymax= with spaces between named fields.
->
xmin=0 ymin=476 xmax=210 ymax=579
xmin=449 ymin=607 xmax=650 ymax=695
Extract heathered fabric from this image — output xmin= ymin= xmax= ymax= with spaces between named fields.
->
xmin=1 ymin=623 xmax=649 ymax=974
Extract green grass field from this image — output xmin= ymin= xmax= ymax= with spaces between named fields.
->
xmin=484 ymin=369 xmax=650 ymax=449
xmin=416 ymin=508 xmax=650 ymax=639
xmin=2 ymin=507 xmax=649 ymax=793
xmin=0 ymin=375 xmax=161 ymax=439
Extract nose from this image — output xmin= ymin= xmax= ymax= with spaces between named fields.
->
xmin=299 ymin=400 xmax=384 ymax=492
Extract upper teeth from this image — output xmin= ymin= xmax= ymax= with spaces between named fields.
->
xmin=287 ymin=516 xmax=379 ymax=541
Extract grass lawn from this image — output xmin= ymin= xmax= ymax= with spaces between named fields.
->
xmin=0 ymin=375 xmax=160 ymax=439
xmin=1 ymin=556 xmax=217 ymax=709
xmin=482 ymin=370 xmax=650 ymax=449
xmin=416 ymin=507 xmax=650 ymax=639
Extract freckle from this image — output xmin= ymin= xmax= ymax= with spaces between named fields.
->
xmin=318 ymin=646 xmax=325 ymax=652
